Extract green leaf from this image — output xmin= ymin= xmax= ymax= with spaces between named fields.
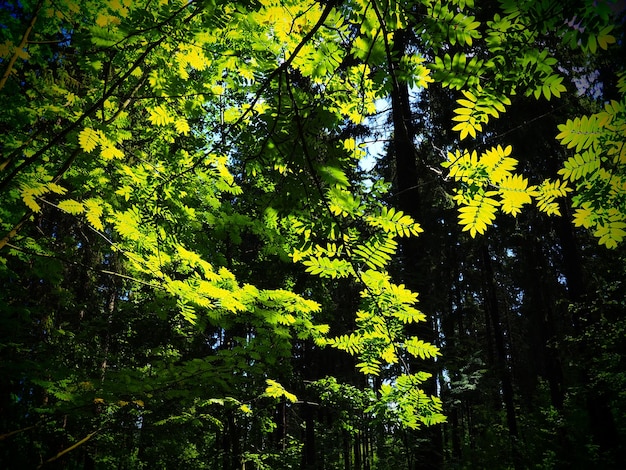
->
xmin=79 ymin=128 xmax=101 ymax=153
xmin=457 ymin=195 xmax=500 ymax=237
xmin=264 ymin=379 xmax=297 ymax=403
xmin=58 ymin=199 xmax=85 ymax=214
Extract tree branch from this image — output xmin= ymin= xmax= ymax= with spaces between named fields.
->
xmin=0 ymin=0 xmax=43 ymax=92
xmin=37 ymin=429 xmax=99 ymax=469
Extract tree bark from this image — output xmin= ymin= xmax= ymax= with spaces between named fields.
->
xmin=389 ymin=29 xmax=444 ymax=470
xmin=480 ymin=243 xmax=521 ymax=469
xmin=555 ymin=209 xmax=622 ymax=462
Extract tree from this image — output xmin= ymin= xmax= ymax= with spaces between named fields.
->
xmin=1 ymin=0 xmax=624 ymax=468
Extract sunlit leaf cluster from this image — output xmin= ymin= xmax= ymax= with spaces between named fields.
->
xmin=557 ymin=93 xmax=626 ymax=248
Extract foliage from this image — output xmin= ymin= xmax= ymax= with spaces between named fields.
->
xmin=556 ymin=81 xmax=626 ymax=248
xmin=0 ymin=0 xmax=624 ymax=467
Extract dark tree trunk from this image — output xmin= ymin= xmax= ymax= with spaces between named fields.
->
xmin=222 ymin=411 xmax=240 ymax=470
xmin=343 ymin=429 xmax=351 ymax=470
xmin=389 ymin=28 xmax=444 ymax=470
xmin=555 ymin=209 xmax=622 ymax=462
xmin=450 ymin=407 xmax=462 ymax=463
xmin=302 ymin=402 xmax=316 ymax=469
xmin=275 ymin=401 xmax=287 ymax=451
xmin=480 ymin=243 xmax=521 ymax=469
xmin=354 ymin=432 xmax=362 ymax=470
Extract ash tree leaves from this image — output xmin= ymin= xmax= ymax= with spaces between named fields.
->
xmin=323 ymin=268 xmax=439 ymax=378
xmin=556 ymin=83 xmax=626 ymax=248
xmin=264 ymin=379 xmax=298 ymax=403
xmin=1 ymin=0 xmax=625 ymax=463
xmin=19 ymin=181 xmax=67 ymax=213
xmin=2 ymin=0 xmax=449 ymax=436
xmin=78 ymin=128 xmax=101 ymax=153
xmin=368 ymin=372 xmax=445 ymax=429
xmin=433 ymin=0 xmax=622 ymax=244
xmin=365 ymin=206 xmax=424 ymax=238
xmin=293 ymin=189 xmax=437 ymax=386
xmin=442 ymin=145 xmax=569 ymax=237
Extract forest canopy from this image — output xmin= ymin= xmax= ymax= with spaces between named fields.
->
xmin=1 ymin=0 xmax=625 ymax=468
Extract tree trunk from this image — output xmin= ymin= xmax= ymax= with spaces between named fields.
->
xmin=480 ymin=243 xmax=521 ymax=469
xmin=555 ymin=210 xmax=622 ymax=462
xmin=389 ymin=28 xmax=443 ymax=470
xmin=302 ymin=402 xmax=316 ymax=469
xmin=342 ymin=429 xmax=351 ymax=470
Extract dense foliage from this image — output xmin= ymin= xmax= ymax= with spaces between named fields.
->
xmin=1 ymin=0 xmax=624 ymax=468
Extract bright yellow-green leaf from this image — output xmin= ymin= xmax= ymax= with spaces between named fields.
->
xmin=22 ymin=191 xmax=41 ymax=212
xmin=148 ymin=105 xmax=174 ymax=126
xmin=223 ymin=107 xmax=240 ymax=123
xmin=85 ymin=199 xmax=104 ymax=231
xmin=265 ymin=379 xmax=297 ymax=403
xmin=115 ymin=185 xmax=132 ymax=201
xmin=594 ymin=220 xmax=626 ymax=249
xmin=47 ymin=182 xmax=67 ymax=195
xmin=453 ymin=106 xmax=474 ymax=115
xmin=101 ymin=145 xmax=124 ymax=160
xmin=481 ymin=145 xmax=516 ymax=183
xmin=381 ymin=344 xmax=398 ymax=364
xmin=499 ymin=174 xmax=533 ymax=216
xmin=79 ymin=128 xmax=101 ymax=153
xmin=458 ymin=195 xmax=499 ymax=237
xmin=452 ymin=120 xmax=477 ymax=140
xmin=573 ymin=204 xmax=594 ymax=228
xmin=535 ymin=179 xmax=571 ymax=216
xmin=58 ymin=199 xmax=85 ymax=214
xmin=357 ymin=360 xmax=381 ymax=375
xmin=175 ymin=118 xmax=190 ymax=135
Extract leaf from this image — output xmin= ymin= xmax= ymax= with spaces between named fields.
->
xmin=79 ymin=128 xmax=101 ymax=153
xmin=101 ymin=145 xmax=124 ymax=160
xmin=597 ymin=26 xmax=616 ymax=50
xmin=457 ymin=195 xmax=500 ymax=237
xmin=393 ymin=306 xmax=426 ymax=324
xmin=365 ymin=207 xmax=423 ymax=237
xmin=381 ymin=344 xmax=398 ymax=364
xmin=175 ymin=118 xmax=190 ymax=135
xmin=328 ymin=333 xmax=362 ymax=355
xmin=223 ymin=107 xmax=240 ymax=123
xmin=84 ymin=199 xmax=104 ymax=231
xmin=572 ymin=203 xmax=594 ymax=229
xmin=47 ymin=183 xmax=67 ymax=195
xmin=58 ymin=199 xmax=85 ymax=214
xmin=452 ymin=120 xmax=478 ymax=140
xmin=20 ymin=182 xmax=49 ymax=213
xmin=594 ymin=219 xmax=626 ymax=249
xmin=535 ymin=179 xmax=571 ymax=216
xmin=405 ymin=337 xmax=440 ymax=359
xmin=352 ymin=237 xmax=396 ymax=269
xmin=148 ymin=105 xmax=174 ymax=126
xmin=319 ymin=165 xmax=350 ymax=188
xmin=558 ymin=150 xmax=601 ymax=181
xmin=302 ymin=256 xmax=353 ymax=278
xmin=327 ymin=187 xmax=361 ymax=217
xmin=356 ymin=359 xmax=381 ymax=375
xmin=481 ymin=145 xmax=516 ymax=183
xmin=22 ymin=190 xmax=41 ymax=212
xmin=498 ymin=174 xmax=534 ymax=216
xmin=264 ymin=379 xmax=297 ymax=403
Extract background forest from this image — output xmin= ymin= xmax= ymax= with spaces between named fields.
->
xmin=1 ymin=0 xmax=625 ymax=468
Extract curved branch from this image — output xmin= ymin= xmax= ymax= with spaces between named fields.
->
xmin=0 ymin=0 xmax=43 ymax=92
